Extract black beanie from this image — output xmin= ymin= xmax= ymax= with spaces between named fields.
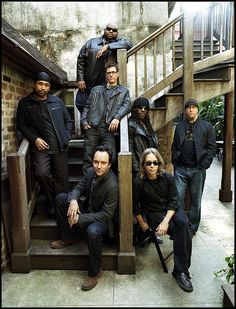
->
xmin=34 ymin=72 xmax=51 ymax=83
xmin=132 ymin=97 xmax=150 ymax=109
xmin=184 ymin=98 xmax=198 ymax=108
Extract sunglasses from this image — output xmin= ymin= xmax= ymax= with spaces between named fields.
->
xmin=137 ymin=106 xmax=149 ymax=110
xmin=106 ymin=27 xmax=118 ymax=32
xmin=144 ymin=160 xmax=159 ymax=167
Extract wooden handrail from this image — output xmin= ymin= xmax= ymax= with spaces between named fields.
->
xmin=127 ymin=13 xmax=183 ymax=57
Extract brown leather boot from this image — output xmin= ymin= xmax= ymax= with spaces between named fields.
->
xmin=81 ymin=272 xmax=101 ymax=291
xmin=50 ymin=238 xmax=78 ymax=249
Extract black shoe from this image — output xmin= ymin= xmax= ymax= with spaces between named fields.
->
xmin=190 ymin=230 xmax=196 ymax=238
xmin=172 ymin=272 xmax=193 ymax=292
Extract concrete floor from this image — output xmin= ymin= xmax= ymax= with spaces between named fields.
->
xmin=1 ymin=158 xmax=234 ymax=307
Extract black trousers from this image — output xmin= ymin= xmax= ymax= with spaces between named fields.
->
xmin=55 ymin=192 xmax=109 ymax=277
xmin=32 ymin=151 xmax=69 ymax=211
xmin=148 ymin=207 xmax=192 ymax=275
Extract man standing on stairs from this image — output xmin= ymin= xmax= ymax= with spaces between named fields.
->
xmin=16 ymin=72 xmax=73 ymax=218
xmin=50 ymin=145 xmax=119 ymax=291
xmin=81 ymin=61 xmax=131 ymax=174
xmin=75 ymin=22 xmax=133 ymax=114
xmin=171 ymin=98 xmax=216 ymax=236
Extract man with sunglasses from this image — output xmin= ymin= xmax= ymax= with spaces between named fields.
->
xmin=128 ymin=97 xmax=162 ymax=244
xmin=75 ymin=22 xmax=133 ymax=114
xmin=133 ymin=148 xmax=193 ymax=293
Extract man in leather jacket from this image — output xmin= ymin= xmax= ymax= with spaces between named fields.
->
xmin=81 ymin=61 xmax=131 ymax=173
xmin=75 ymin=22 xmax=133 ymax=114
xmin=16 ymin=72 xmax=73 ymax=217
xmin=128 ymin=97 xmax=159 ymax=178
xmin=171 ymin=98 xmax=216 ymax=236
xmin=50 ymin=145 xmax=118 ymax=291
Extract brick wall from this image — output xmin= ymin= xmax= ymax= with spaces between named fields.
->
xmin=1 ymin=60 xmax=34 ymax=269
xmin=1 ymin=62 xmax=33 ymax=175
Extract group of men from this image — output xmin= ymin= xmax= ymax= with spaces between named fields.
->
xmin=16 ymin=22 xmax=216 ymax=293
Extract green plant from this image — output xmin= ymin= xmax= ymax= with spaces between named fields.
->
xmin=198 ymin=96 xmax=224 ymax=140
xmin=214 ymin=254 xmax=235 ymax=284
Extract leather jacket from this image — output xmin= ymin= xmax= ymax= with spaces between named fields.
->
xmin=128 ymin=116 xmax=158 ymax=175
xmin=81 ymin=84 xmax=131 ymax=126
xmin=16 ymin=93 xmax=73 ymax=151
xmin=171 ymin=117 xmax=216 ymax=169
xmin=76 ymin=35 xmax=133 ymax=90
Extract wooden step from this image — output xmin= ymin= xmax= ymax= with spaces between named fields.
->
xmin=30 ymin=238 xmax=118 ymax=270
xmin=30 ymin=214 xmax=60 ymax=239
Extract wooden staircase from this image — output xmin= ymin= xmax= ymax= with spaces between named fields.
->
xmin=7 ymin=2 xmax=234 ymax=274
xmin=29 ymin=99 xmax=121 ymax=271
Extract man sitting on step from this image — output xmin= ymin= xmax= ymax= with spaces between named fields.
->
xmin=50 ymin=144 xmax=119 ymax=291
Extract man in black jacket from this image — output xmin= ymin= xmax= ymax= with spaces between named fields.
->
xmin=75 ymin=22 xmax=133 ymax=113
xmin=50 ymin=145 xmax=119 ymax=291
xmin=171 ymin=98 xmax=216 ymax=236
xmin=81 ymin=61 xmax=131 ymax=173
xmin=16 ymin=72 xmax=73 ymax=217
xmin=133 ymin=148 xmax=193 ymax=292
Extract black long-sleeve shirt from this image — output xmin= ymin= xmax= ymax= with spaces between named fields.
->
xmin=133 ymin=172 xmax=179 ymax=216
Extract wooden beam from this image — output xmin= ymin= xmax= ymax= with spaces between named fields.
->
xmin=219 ymin=91 xmax=234 ymax=202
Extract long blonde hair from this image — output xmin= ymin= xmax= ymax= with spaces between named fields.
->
xmin=139 ymin=148 xmax=165 ymax=178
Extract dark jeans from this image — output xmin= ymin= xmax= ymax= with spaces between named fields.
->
xmin=32 ymin=151 xmax=69 ymax=211
xmin=55 ymin=192 xmax=109 ymax=277
xmin=148 ymin=207 xmax=192 ymax=275
xmin=174 ymin=166 xmax=206 ymax=233
xmin=83 ymin=122 xmax=116 ymax=174
xmin=75 ymin=90 xmax=90 ymax=114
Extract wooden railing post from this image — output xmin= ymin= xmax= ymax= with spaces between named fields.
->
xmin=7 ymin=153 xmax=31 ymax=273
xmin=219 ymin=91 xmax=234 ymax=202
xmin=117 ymin=49 xmax=135 ymax=274
xmin=183 ymin=11 xmax=194 ymax=101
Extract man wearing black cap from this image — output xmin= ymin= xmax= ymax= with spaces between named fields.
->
xmin=16 ymin=72 xmax=73 ymax=217
xmin=75 ymin=22 xmax=133 ymax=114
xmin=171 ymin=98 xmax=216 ymax=236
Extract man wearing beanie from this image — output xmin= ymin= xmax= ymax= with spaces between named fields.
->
xmin=171 ymin=98 xmax=216 ymax=236
xmin=16 ymin=72 xmax=73 ymax=217
xmin=128 ymin=97 xmax=158 ymax=177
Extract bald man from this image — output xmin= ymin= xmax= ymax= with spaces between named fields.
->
xmin=75 ymin=22 xmax=133 ymax=113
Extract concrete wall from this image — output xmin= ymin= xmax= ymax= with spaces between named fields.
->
xmin=2 ymin=2 xmax=169 ymax=81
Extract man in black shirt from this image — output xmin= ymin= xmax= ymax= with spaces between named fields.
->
xmin=16 ymin=72 xmax=73 ymax=217
xmin=171 ymin=99 xmax=216 ymax=236
xmin=133 ymin=148 xmax=193 ymax=292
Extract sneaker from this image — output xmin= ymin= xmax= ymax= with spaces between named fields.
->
xmin=172 ymin=272 xmax=193 ymax=292
xmin=50 ymin=238 xmax=78 ymax=249
xmin=81 ymin=272 xmax=101 ymax=291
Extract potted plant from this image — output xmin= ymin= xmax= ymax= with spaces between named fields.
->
xmin=214 ymin=254 xmax=234 ymax=307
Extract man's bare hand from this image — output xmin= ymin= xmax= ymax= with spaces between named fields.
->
xmin=108 ymin=119 xmax=119 ymax=132
xmin=35 ymin=138 xmax=49 ymax=151
xmin=77 ymin=81 xmax=86 ymax=91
